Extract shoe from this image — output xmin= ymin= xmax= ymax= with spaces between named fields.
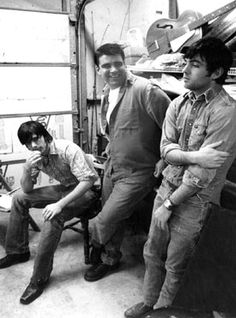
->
xmin=84 ymin=262 xmax=120 ymax=282
xmin=90 ymin=246 xmax=103 ymax=265
xmin=124 ymin=302 xmax=153 ymax=318
xmin=20 ymin=279 xmax=49 ymax=305
xmin=0 ymin=252 xmax=30 ymax=269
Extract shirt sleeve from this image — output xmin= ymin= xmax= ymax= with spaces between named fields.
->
xmin=183 ymin=101 xmax=236 ymax=188
xmin=182 ymin=165 xmax=213 ymax=188
xmin=65 ymin=143 xmax=98 ymax=183
xmin=145 ymin=81 xmax=171 ymax=129
xmin=161 ymin=96 xmax=183 ymax=158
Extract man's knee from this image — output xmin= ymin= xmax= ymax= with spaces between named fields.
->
xmin=12 ymin=190 xmax=31 ymax=206
xmin=43 ymin=217 xmax=64 ymax=233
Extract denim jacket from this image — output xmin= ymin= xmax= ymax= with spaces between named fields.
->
xmin=161 ymin=86 xmax=236 ymax=204
xmin=100 ymin=72 xmax=170 ymax=175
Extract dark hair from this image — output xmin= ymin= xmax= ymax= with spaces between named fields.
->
xmin=17 ymin=121 xmax=53 ymax=145
xmin=184 ymin=36 xmax=233 ymax=84
xmin=94 ymin=43 xmax=125 ymax=66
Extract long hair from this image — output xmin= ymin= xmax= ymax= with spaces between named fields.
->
xmin=17 ymin=121 xmax=53 ymax=145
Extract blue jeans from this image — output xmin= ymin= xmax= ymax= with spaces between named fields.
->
xmin=91 ymin=165 xmax=157 ymax=266
xmin=143 ymin=179 xmax=209 ymax=308
xmin=5 ymin=185 xmax=97 ymax=283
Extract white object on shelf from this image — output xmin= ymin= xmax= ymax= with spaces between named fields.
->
xmin=0 ymin=193 xmax=12 ymax=211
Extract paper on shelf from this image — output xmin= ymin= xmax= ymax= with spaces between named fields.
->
xmin=0 ymin=194 xmax=12 ymax=211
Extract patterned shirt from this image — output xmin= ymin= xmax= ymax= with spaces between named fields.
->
xmin=161 ymin=86 xmax=236 ymax=204
xmin=32 ymin=139 xmax=98 ymax=187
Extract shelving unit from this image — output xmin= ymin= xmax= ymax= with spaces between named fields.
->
xmin=128 ymin=66 xmax=236 ymax=98
xmin=128 ymin=66 xmax=236 ymax=77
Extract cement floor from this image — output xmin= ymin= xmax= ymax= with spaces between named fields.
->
xmin=0 ymin=209 xmax=231 ymax=318
xmin=0 ymin=208 xmax=146 ymax=318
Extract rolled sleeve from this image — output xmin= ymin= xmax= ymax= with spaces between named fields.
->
xmin=183 ymin=96 xmax=236 ymax=189
xmin=66 ymin=144 xmax=98 ymax=183
xmin=161 ymin=98 xmax=182 ymax=158
xmin=145 ymin=81 xmax=170 ymax=129
xmin=183 ymin=165 xmax=216 ymax=189
xmin=161 ymin=143 xmax=181 ymax=159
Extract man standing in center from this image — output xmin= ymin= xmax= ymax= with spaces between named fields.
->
xmin=84 ymin=43 xmax=171 ymax=282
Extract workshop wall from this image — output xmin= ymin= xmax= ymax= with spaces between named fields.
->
xmin=84 ymin=0 xmax=234 ymax=99
xmin=0 ymin=0 xmax=235 ymax=187
xmin=0 ymin=1 xmax=73 ymax=190
xmin=0 ymin=0 xmax=63 ymax=11
xmin=83 ymin=0 xmax=235 ymax=154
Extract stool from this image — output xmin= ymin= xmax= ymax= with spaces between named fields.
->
xmin=63 ymin=190 xmax=101 ymax=264
xmin=63 ymin=155 xmax=105 ymax=264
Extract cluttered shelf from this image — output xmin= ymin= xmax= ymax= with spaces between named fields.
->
xmin=126 ymin=49 xmax=236 ymax=76
xmin=127 ymin=66 xmax=183 ymax=74
xmin=127 ymin=63 xmax=236 ymax=99
xmin=127 ymin=66 xmax=236 ymax=77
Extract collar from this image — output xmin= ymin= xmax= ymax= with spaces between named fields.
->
xmin=187 ymin=85 xmax=222 ymax=104
xmin=46 ymin=140 xmax=57 ymax=156
xmin=102 ymin=71 xmax=135 ymax=95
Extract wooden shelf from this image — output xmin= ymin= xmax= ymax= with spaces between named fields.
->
xmin=128 ymin=66 xmax=236 ymax=77
xmin=127 ymin=66 xmax=183 ymax=74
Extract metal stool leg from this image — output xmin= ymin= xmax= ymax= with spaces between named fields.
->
xmin=81 ymin=218 xmax=90 ymax=264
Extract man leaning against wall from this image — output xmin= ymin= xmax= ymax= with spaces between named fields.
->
xmin=83 ymin=42 xmax=171 ymax=282
xmin=125 ymin=37 xmax=236 ymax=318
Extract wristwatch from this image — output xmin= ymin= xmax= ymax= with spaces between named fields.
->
xmin=163 ymin=198 xmax=174 ymax=210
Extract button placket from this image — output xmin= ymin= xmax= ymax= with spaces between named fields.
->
xmin=183 ymin=101 xmax=199 ymax=150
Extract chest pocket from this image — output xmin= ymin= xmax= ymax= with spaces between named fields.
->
xmin=189 ymin=122 xmax=207 ymax=149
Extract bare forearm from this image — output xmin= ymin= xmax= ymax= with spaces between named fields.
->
xmin=20 ymin=166 xmax=34 ymax=193
xmin=165 ymin=149 xmax=199 ymax=166
xmin=165 ymin=141 xmax=229 ymax=168
xmin=169 ymin=183 xmax=199 ymax=206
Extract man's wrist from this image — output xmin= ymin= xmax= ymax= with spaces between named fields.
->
xmin=23 ymin=165 xmax=32 ymax=174
xmin=163 ymin=198 xmax=175 ymax=210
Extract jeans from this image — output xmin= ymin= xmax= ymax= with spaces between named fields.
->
xmin=143 ymin=179 xmax=209 ymax=308
xmin=91 ymin=166 xmax=157 ymax=266
xmin=5 ymin=184 xmax=97 ymax=283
